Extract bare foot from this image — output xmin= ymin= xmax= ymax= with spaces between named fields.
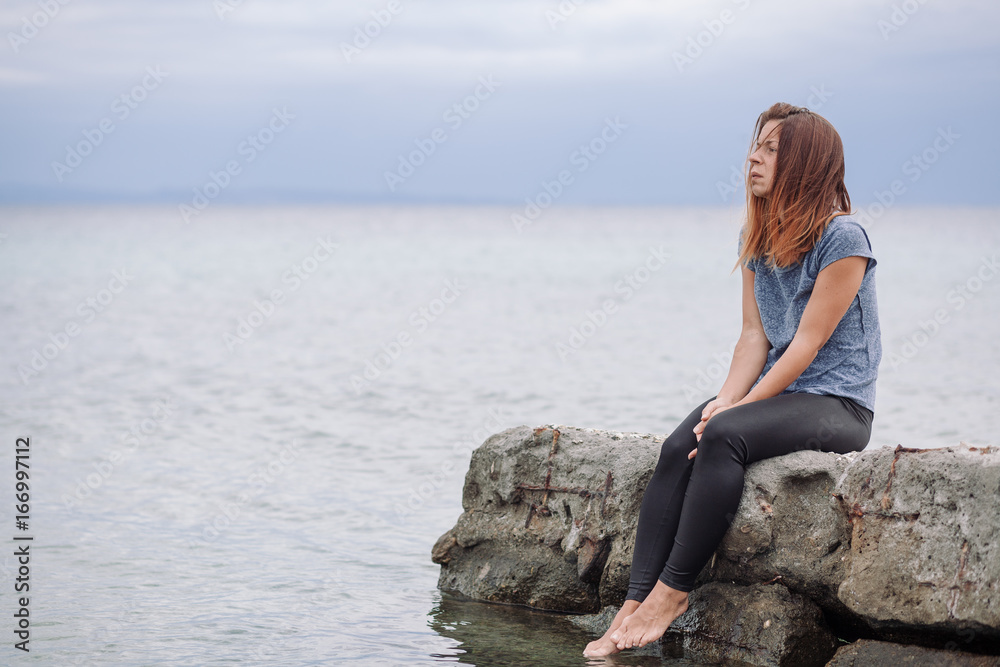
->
xmin=610 ymin=581 xmax=689 ymax=650
xmin=582 ymin=600 xmax=640 ymax=657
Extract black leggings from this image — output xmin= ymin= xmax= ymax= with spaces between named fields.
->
xmin=626 ymin=392 xmax=873 ymax=600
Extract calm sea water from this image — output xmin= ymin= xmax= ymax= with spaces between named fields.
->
xmin=1 ymin=205 xmax=997 ymax=666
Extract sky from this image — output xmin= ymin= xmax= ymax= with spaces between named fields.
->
xmin=0 ymin=0 xmax=998 ymax=206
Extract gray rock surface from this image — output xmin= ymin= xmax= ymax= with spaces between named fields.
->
xmin=834 ymin=445 xmax=1000 ymax=645
xmin=664 ymin=582 xmax=837 ymax=666
xmin=433 ymin=425 xmax=662 ymax=612
xmin=433 ymin=425 xmax=1000 ymax=654
xmin=698 ymin=448 xmax=856 ymax=616
xmin=571 ymin=582 xmax=837 ymax=667
xmin=825 ymin=639 xmax=1000 ymax=666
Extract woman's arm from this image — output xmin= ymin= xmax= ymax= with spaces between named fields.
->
xmin=715 ymin=265 xmax=771 ymax=405
xmin=739 ymin=255 xmax=867 ymax=404
xmin=691 ymin=255 xmax=869 ymax=451
xmin=690 ymin=266 xmax=770 ymax=448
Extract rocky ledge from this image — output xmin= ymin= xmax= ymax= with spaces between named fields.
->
xmin=431 ymin=425 xmax=1000 ymax=666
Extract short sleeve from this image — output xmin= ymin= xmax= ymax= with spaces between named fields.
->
xmin=814 ymin=218 xmax=876 ymax=273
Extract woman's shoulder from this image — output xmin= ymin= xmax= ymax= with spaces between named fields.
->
xmin=825 ymin=214 xmax=866 ymax=235
xmin=818 ymin=214 xmax=873 ymax=249
xmin=808 ymin=214 xmax=875 ymax=270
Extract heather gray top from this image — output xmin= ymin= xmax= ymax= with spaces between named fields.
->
xmin=744 ymin=215 xmax=881 ymax=412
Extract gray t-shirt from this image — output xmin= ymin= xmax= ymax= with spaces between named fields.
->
xmin=745 ymin=215 xmax=881 ymax=412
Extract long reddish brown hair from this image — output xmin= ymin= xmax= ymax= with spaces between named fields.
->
xmin=738 ymin=103 xmax=851 ymax=269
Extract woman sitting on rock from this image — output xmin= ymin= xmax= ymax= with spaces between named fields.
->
xmin=585 ymin=102 xmax=881 ymax=656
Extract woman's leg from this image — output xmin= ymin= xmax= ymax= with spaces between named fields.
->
xmin=584 ymin=399 xmax=710 ymax=657
xmin=613 ymin=392 xmax=872 ymax=649
xmin=658 ymin=393 xmax=871 ymax=591
xmin=626 ymin=398 xmax=710 ymax=602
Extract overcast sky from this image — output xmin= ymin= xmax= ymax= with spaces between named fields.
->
xmin=1 ymin=0 xmax=997 ymax=205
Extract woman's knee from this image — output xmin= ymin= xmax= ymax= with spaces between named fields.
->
xmin=657 ymin=434 xmax=693 ymax=467
xmin=697 ymin=418 xmax=745 ymax=463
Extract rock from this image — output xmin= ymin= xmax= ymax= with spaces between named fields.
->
xmin=433 ymin=425 xmax=663 ymax=612
xmin=667 ymin=582 xmax=837 ymax=667
xmin=825 ymin=639 xmax=1000 ymax=666
xmin=834 ymin=446 xmax=1000 ymax=647
xmin=699 ymin=449 xmax=856 ymax=617
xmin=569 ymin=582 xmax=838 ymax=666
xmin=433 ymin=425 xmax=1000 ymax=654
xmin=431 ymin=529 xmax=458 ymax=565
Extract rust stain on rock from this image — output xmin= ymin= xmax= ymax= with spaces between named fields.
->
xmin=518 ymin=429 xmax=615 ymax=529
xmin=600 ymin=471 xmax=613 ymax=518
xmin=577 ymin=536 xmax=611 ymax=583
xmin=881 ymin=445 xmax=925 ymax=510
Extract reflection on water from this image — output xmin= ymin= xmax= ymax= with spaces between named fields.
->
xmin=428 ymin=594 xmax=714 ymax=667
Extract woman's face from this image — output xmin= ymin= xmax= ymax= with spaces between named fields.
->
xmin=749 ymin=119 xmax=781 ymax=198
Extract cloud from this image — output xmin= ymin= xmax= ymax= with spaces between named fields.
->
xmin=1 ymin=0 xmax=998 ymax=203
xmin=4 ymin=0 xmax=998 ymax=87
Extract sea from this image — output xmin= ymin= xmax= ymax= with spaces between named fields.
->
xmin=1 ymin=205 xmax=997 ymax=666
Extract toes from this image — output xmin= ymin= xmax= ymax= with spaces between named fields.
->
xmin=583 ymin=638 xmax=620 ymax=658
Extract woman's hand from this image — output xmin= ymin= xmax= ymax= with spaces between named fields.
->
xmin=689 ymin=398 xmax=738 ymax=458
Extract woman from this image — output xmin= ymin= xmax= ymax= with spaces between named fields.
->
xmin=584 ymin=102 xmax=881 ymax=657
